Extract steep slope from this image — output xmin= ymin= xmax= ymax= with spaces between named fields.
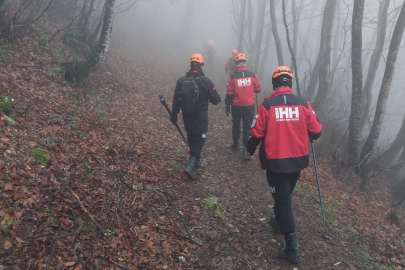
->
xmin=0 ymin=35 xmax=404 ymax=270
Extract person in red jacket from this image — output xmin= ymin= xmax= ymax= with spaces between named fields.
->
xmin=225 ymin=53 xmax=261 ymax=159
xmin=246 ymin=66 xmax=322 ymax=264
xmin=225 ymin=49 xmax=238 ymax=76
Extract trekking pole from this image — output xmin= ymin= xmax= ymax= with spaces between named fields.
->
xmin=159 ymin=95 xmax=188 ymax=144
xmin=310 ymin=140 xmax=328 ymax=239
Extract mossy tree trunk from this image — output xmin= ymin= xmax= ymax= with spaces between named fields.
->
xmin=347 ymin=0 xmax=365 ymax=167
xmin=360 ymin=1 xmax=405 ymax=164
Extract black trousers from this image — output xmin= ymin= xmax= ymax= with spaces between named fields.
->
xmin=266 ymin=169 xmax=301 ymax=234
xmin=187 ymin=134 xmax=205 ymax=160
xmin=231 ymin=105 xmax=255 ymax=146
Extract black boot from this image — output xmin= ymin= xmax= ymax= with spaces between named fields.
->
xmin=279 ymin=233 xmax=300 ymax=264
xmin=229 ymin=140 xmax=239 ymax=151
xmin=270 ymin=215 xmax=281 ymax=234
xmin=184 ymin=157 xmax=198 ymax=180
xmin=242 ymin=146 xmax=248 ymax=159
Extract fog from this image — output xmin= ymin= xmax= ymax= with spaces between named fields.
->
xmin=114 ymin=0 xmax=405 ymax=143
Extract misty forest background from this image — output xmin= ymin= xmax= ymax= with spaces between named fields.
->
xmin=1 ymin=0 xmax=405 ymax=269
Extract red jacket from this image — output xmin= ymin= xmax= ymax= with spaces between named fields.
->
xmin=225 ymin=57 xmax=237 ymax=76
xmin=225 ymin=66 xmax=261 ymax=107
xmin=247 ymin=88 xmax=322 ymax=173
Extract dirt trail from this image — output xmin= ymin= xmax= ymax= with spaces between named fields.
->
xmin=105 ymin=46 xmax=401 ymax=269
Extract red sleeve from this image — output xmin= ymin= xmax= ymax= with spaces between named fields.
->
xmin=226 ymin=76 xmax=234 ymax=95
xmin=254 ymin=74 xmax=261 ymax=93
xmin=251 ymin=105 xmax=268 ymax=139
xmin=306 ymin=101 xmax=322 ymax=134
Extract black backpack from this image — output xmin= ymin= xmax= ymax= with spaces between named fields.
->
xmin=180 ymin=76 xmax=201 ymax=113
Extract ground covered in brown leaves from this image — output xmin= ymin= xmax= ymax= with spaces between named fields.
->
xmin=0 ymin=28 xmax=404 ymax=270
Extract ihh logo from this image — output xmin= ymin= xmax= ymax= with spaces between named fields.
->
xmin=275 ymin=107 xmax=300 ymax=121
xmin=237 ymin=78 xmax=251 ymax=87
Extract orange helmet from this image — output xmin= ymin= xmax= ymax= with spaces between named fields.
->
xmin=190 ymin=54 xmax=204 ymax=64
xmin=235 ymin=53 xmax=247 ymax=62
xmin=231 ymin=49 xmax=238 ymax=55
xmin=272 ymin=66 xmax=293 ymax=79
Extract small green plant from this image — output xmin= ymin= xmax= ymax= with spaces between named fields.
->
xmin=146 ymin=116 xmax=155 ymax=123
xmin=67 ymin=123 xmax=77 ymax=130
xmin=0 ymin=96 xmax=15 ymax=115
xmin=42 ymin=136 xmax=58 ymax=145
xmin=48 ymin=65 xmax=62 ymax=77
xmin=31 ymin=149 xmax=50 ymax=166
xmin=47 ymin=114 xmax=63 ymax=124
xmin=2 ymin=174 xmax=11 ymax=181
xmin=95 ymin=107 xmax=107 ymax=121
xmin=200 ymin=196 xmax=222 ymax=217
xmin=0 ymin=219 xmax=13 ymax=237
xmin=83 ymin=161 xmax=91 ymax=170
xmin=15 ymin=200 xmax=23 ymax=206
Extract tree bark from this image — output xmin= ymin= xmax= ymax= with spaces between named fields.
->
xmin=312 ymin=0 xmax=337 ymax=110
xmin=377 ymin=112 xmax=405 ymax=168
xmin=83 ymin=0 xmax=97 ymax=34
xmin=282 ymin=0 xmax=300 ymax=96
xmin=237 ymin=0 xmax=246 ymax=52
xmin=360 ymin=1 xmax=405 ymax=162
xmin=252 ymin=0 xmax=266 ymax=73
xmin=347 ymin=0 xmax=365 ymax=166
xmin=270 ymin=0 xmax=284 ymax=66
xmin=360 ymin=0 xmax=390 ymax=131
xmin=258 ymin=2 xmax=273 ymax=80
xmin=87 ymin=0 xmax=115 ymax=68
xmin=305 ymin=54 xmax=320 ymax=101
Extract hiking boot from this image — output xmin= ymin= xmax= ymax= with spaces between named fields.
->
xmin=242 ymin=146 xmax=248 ymax=159
xmin=229 ymin=142 xmax=239 ymax=151
xmin=270 ymin=215 xmax=281 ymax=234
xmin=279 ymin=233 xmax=300 ymax=264
xmin=184 ymin=157 xmax=198 ymax=180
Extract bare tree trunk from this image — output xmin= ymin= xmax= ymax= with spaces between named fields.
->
xmin=83 ymin=0 xmax=96 ymax=34
xmin=360 ymin=2 xmax=405 ymax=162
xmin=270 ymin=0 xmax=284 ymax=65
xmin=258 ymin=2 xmax=273 ymax=80
xmin=347 ymin=0 xmax=365 ymax=166
xmin=290 ymin=0 xmax=303 ymax=72
xmin=305 ymin=54 xmax=320 ymax=101
xmin=312 ymin=0 xmax=337 ymax=110
xmin=282 ymin=0 xmax=300 ymax=96
xmin=87 ymin=0 xmax=115 ymax=68
xmin=377 ymin=112 xmax=405 ymax=168
xmin=360 ymin=0 xmax=390 ymax=131
xmin=252 ymin=0 xmax=266 ymax=73
xmin=237 ymin=0 xmax=246 ymax=52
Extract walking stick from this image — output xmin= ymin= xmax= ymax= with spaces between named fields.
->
xmin=310 ymin=140 xmax=329 ymax=239
xmin=159 ymin=95 xmax=188 ymax=144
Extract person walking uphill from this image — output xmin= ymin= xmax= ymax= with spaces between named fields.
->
xmin=225 ymin=49 xmax=238 ymax=77
xmin=225 ymin=53 xmax=261 ymax=159
xmin=246 ymin=66 xmax=322 ymax=264
xmin=171 ymin=54 xmax=222 ymax=180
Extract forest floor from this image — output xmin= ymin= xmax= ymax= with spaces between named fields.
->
xmin=0 ymin=26 xmax=404 ymax=270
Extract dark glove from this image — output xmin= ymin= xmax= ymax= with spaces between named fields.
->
xmin=225 ymin=105 xmax=231 ymax=117
xmin=246 ymin=145 xmax=256 ymax=156
xmin=170 ymin=113 xmax=177 ymax=124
